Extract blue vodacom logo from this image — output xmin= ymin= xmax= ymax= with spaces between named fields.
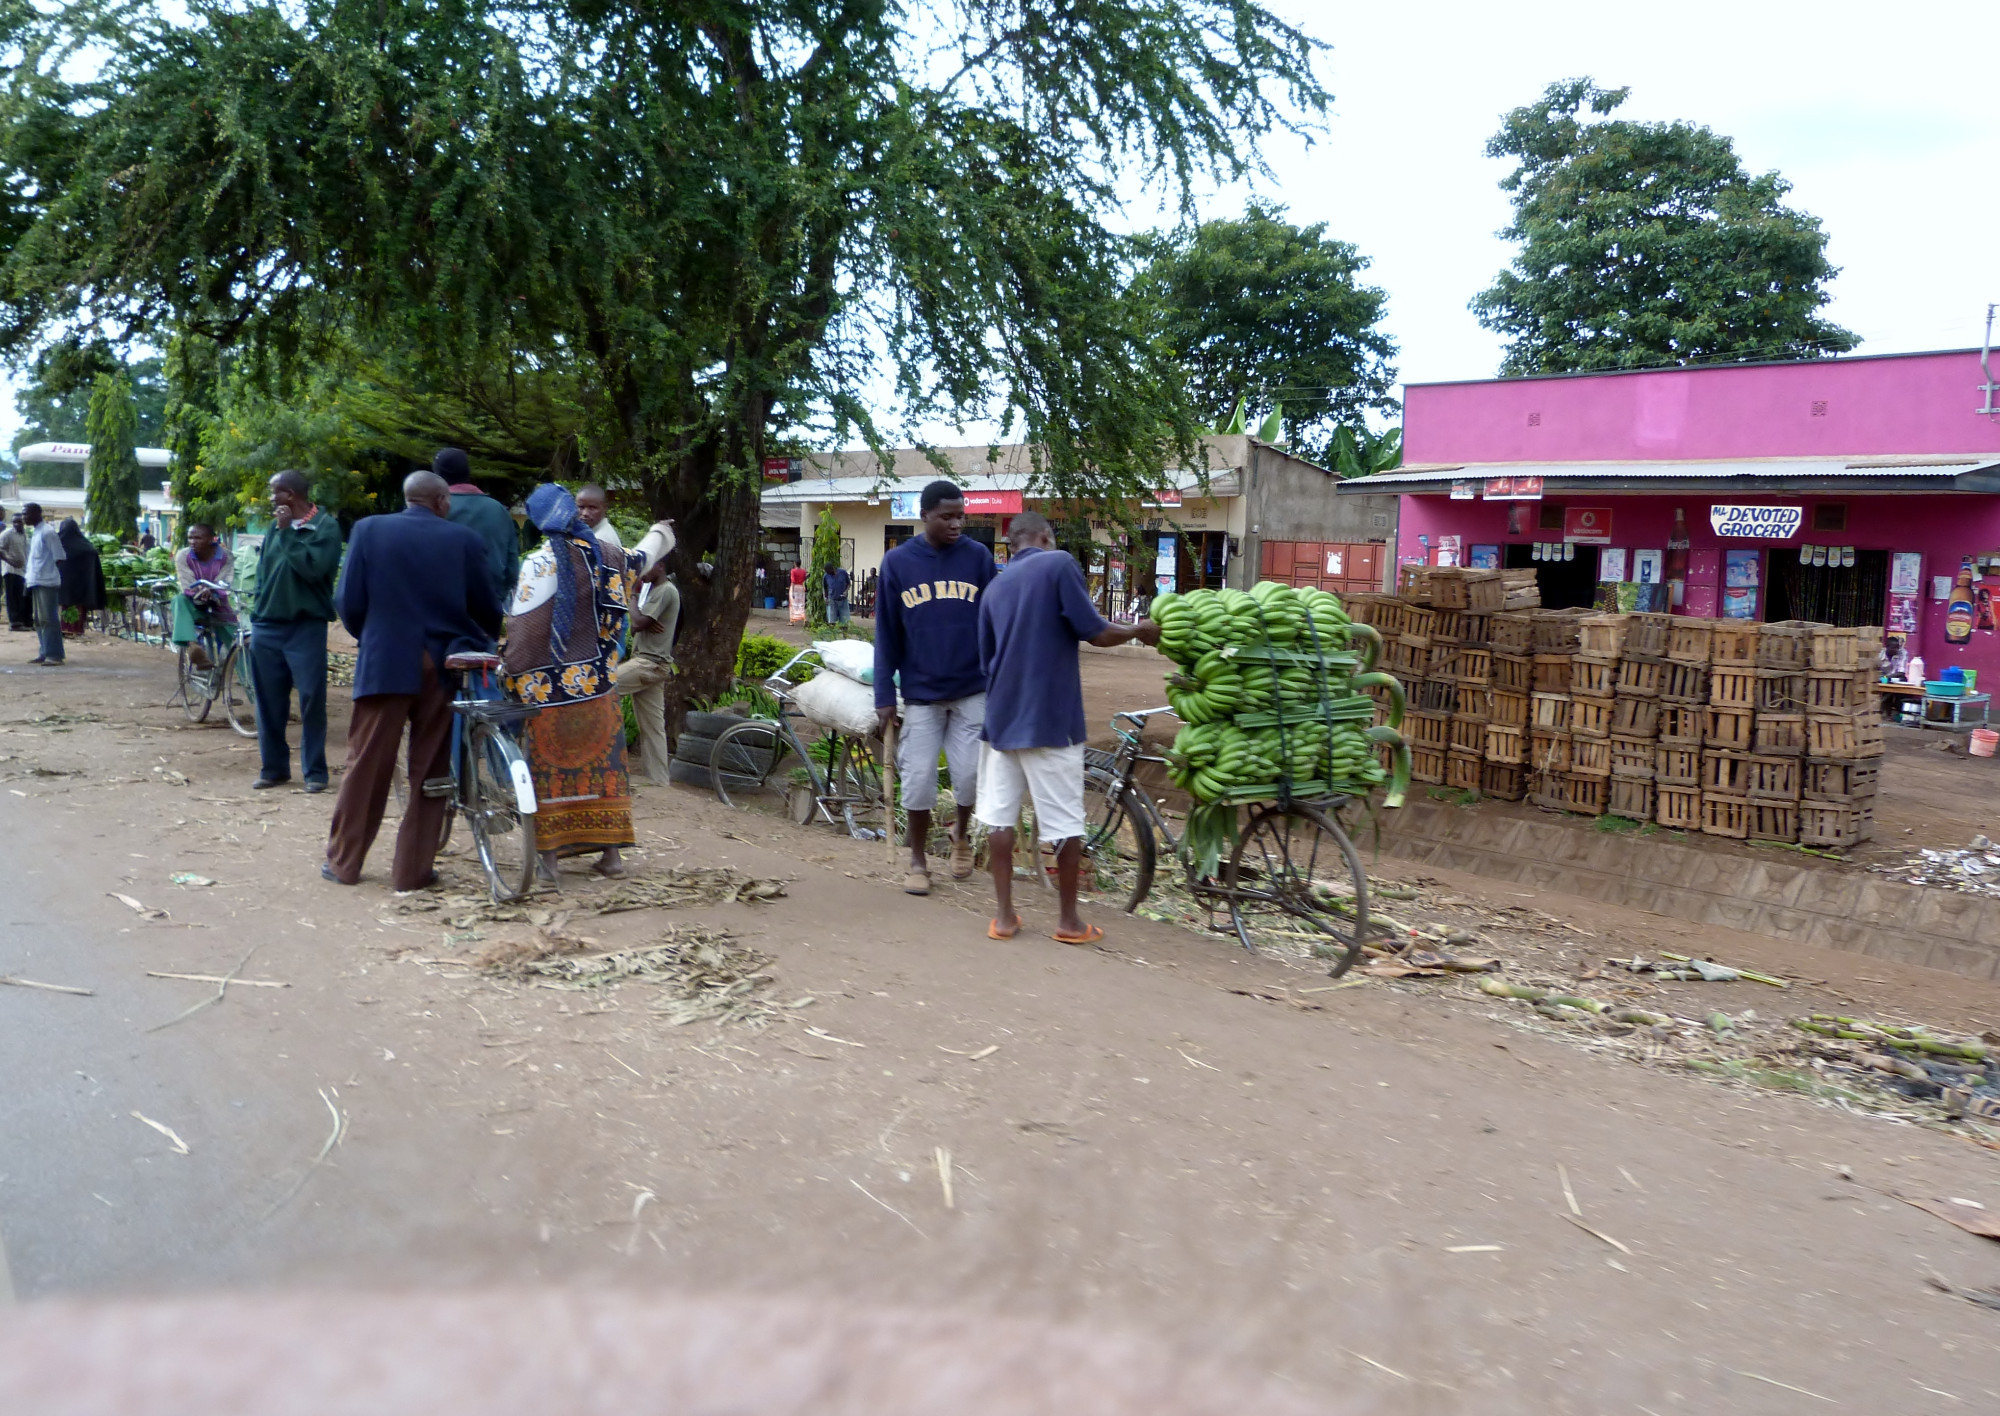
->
xmin=1708 ymin=504 xmax=1804 ymax=540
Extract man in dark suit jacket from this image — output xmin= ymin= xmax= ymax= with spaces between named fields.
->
xmin=323 ymin=471 xmax=504 ymax=889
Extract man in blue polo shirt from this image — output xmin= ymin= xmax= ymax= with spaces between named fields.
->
xmin=874 ymin=479 xmax=997 ymax=895
xmin=976 ymin=512 xmax=1158 ymax=944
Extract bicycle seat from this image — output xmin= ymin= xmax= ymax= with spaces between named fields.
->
xmin=445 ymin=652 xmax=504 ymax=672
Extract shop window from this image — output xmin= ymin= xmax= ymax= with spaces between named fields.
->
xmin=1812 ymin=503 xmax=1847 ymax=533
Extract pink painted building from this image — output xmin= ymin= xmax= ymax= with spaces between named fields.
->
xmin=1339 ymin=349 xmax=2000 ymax=677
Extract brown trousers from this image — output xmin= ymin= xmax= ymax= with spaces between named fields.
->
xmin=325 ymin=654 xmax=454 ymax=890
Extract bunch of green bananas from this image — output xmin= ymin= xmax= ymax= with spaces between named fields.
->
xmin=1150 ymin=590 xmax=1230 ymax=668
xmin=1251 ymin=721 xmax=1328 ymax=782
xmin=1326 ymin=724 xmax=1387 ymax=785
xmin=1165 ymin=721 xmax=1279 ymax=802
xmin=1164 ymin=647 xmax=1245 ymax=725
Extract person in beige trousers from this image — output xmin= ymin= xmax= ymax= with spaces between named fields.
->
xmin=614 ymin=559 xmax=679 ymax=785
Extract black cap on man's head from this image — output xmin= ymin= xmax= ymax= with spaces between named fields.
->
xmin=433 ymin=448 xmax=472 ymax=485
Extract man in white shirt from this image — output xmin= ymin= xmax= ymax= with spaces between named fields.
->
xmin=0 ymin=512 xmax=29 ymax=631
xmin=21 ymin=503 xmax=66 ymax=665
xmin=575 ymin=485 xmax=622 ymax=551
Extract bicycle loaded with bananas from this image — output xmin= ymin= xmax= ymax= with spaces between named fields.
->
xmin=1079 ymin=580 xmax=1411 ymax=976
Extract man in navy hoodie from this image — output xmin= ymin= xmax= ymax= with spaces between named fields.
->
xmin=874 ymin=479 xmax=997 ymax=895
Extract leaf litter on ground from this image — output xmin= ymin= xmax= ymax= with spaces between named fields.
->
xmin=473 ymin=922 xmax=795 ymax=1029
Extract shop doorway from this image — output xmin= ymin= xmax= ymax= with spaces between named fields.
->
xmin=1504 ymin=543 xmax=1597 ymax=610
xmin=1764 ymin=548 xmax=1888 ymax=627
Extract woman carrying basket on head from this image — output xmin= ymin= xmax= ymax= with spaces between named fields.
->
xmin=503 ymin=485 xmax=674 ymax=886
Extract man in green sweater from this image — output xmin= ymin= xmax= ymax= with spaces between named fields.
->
xmin=250 ymin=470 xmax=344 ymax=792
xmin=436 ymin=447 xmax=520 ymax=607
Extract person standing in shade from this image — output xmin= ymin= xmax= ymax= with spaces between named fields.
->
xmin=1 ymin=512 xmax=31 ymax=632
xmin=575 ymin=484 xmax=622 ymax=551
xmin=323 ymin=472 xmax=503 ymax=889
xmin=249 ymin=470 xmax=344 ymax=793
xmin=872 ymin=480 xmax=996 ymax=895
xmin=438 ymin=448 xmax=520 ymax=608
xmin=21 ymin=503 xmax=65 ymax=665
xmin=613 ymin=557 xmax=680 ymax=786
xmin=824 ymin=562 xmax=852 ymax=625
xmin=56 ymin=518 xmax=105 ymax=637
xmin=976 ymin=512 xmax=1158 ymax=944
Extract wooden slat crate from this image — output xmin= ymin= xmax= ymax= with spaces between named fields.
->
xmin=1410 ymin=742 xmax=1446 ymax=784
xmin=1745 ymin=754 xmax=1801 ymax=801
xmin=1609 ymin=777 xmax=1655 ymax=821
xmin=1667 ymin=619 xmax=1715 ymax=665
xmin=1463 ymin=573 xmax=1506 ymax=613
xmin=1480 ymin=760 xmax=1526 ymax=801
xmin=1426 ymin=642 xmax=1464 ymax=680
xmin=1753 ymin=712 xmax=1808 ymax=757
xmin=1701 ymin=750 xmax=1750 ymax=795
xmin=1501 ymin=568 xmax=1542 ymax=610
xmin=1701 ymin=793 xmax=1750 ymax=839
xmin=1573 ymin=736 xmax=1612 ymax=778
xmin=1808 ymin=713 xmax=1885 ymax=759
xmin=1572 ymin=656 xmax=1618 ymax=698
xmin=1531 ymin=692 xmax=1571 ymax=728
xmin=1747 ymin=800 xmax=1799 ymax=844
xmin=1408 ymin=709 xmax=1450 ymax=747
xmin=1609 ymin=734 xmax=1656 ymax=779
xmin=1532 ymin=610 xmax=1584 ymax=654
xmin=1570 ymin=695 xmax=1613 ymax=739
xmin=1455 ymin=684 xmax=1492 ymax=719
xmin=1412 ymin=678 xmax=1453 ymax=712
xmin=1343 ymin=593 xmax=1388 ymax=629
xmin=1755 ymin=620 xmax=1821 ymax=670
xmin=1709 ymin=665 xmax=1757 ymax=707
xmin=1491 ymin=612 xmax=1536 ymax=654
xmin=1385 ymin=637 xmax=1424 ymax=676
xmin=1529 ymin=770 xmax=1568 ymax=811
xmin=1432 ymin=608 xmax=1466 ymax=643
xmin=1660 ymin=660 xmax=1710 ymax=704
xmin=1533 ymin=653 xmax=1574 ymax=693
xmin=1710 ymin=623 xmax=1759 ymax=665
xmin=1402 ymin=604 xmax=1440 ymax=642
xmin=1449 ymin=714 xmax=1487 ymax=753
xmin=1577 ymin=614 xmax=1630 ymax=658
xmin=1460 ymin=612 xmax=1493 ymax=647
xmin=1493 ymin=652 xmax=1535 ymax=692
xmin=1799 ymin=800 xmax=1875 ymax=848
xmin=1755 ymin=670 xmax=1805 ymax=713
xmin=1563 ymin=773 xmax=1609 ymax=816
xmin=1396 ymin=564 xmax=1433 ymax=601
xmin=1529 ymin=727 xmax=1573 ymax=773
xmin=1806 ymin=671 xmax=1872 ymax=713
xmin=1612 ymin=695 xmax=1662 ymax=737
xmin=1429 ymin=568 xmax=1505 ymax=612
xmin=1626 ymin=612 xmax=1672 ymax=659
xmin=1616 ymin=655 xmax=1666 ymax=698
xmin=1802 ymin=756 xmax=1880 ymax=801
xmin=1656 ymin=745 xmax=1702 ymax=786
xmin=1445 ymin=748 xmax=1483 ymax=792
xmin=1705 ymin=706 xmax=1755 ymax=750
xmin=1485 ymin=722 xmax=1525 ymax=765
xmin=1372 ymin=598 xmax=1406 ymax=639
xmin=1809 ymin=625 xmax=1884 ymax=671
xmin=1491 ymin=689 xmax=1531 ymax=728
xmin=1457 ymin=648 xmax=1493 ymax=686
xmin=1656 ymin=783 xmax=1702 ymax=830
xmin=1660 ymin=705 xmax=1706 ymax=745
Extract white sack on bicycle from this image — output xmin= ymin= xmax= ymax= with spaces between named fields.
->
xmin=811 ymin=639 xmax=875 ymax=685
xmin=789 ymin=670 xmax=881 ymax=737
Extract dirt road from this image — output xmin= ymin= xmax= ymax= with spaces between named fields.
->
xmin=3 ymin=627 xmax=1998 ymax=1413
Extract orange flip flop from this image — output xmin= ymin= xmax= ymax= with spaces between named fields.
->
xmin=1051 ymin=923 xmax=1105 ymax=946
xmin=987 ymin=918 xmax=1021 ymax=940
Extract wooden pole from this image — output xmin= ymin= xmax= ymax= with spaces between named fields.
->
xmin=882 ymin=717 xmax=899 ymax=867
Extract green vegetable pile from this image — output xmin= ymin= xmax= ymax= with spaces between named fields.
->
xmin=102 ymin=544 xmax=174 ymax=591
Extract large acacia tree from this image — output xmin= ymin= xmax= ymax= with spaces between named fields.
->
xmin=1 ymin=0 xmax=1325 ymax=704
xmin=1472 ymin=79 xmax=1856 ymax=375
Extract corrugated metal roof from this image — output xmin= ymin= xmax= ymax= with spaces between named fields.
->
xmin=762 ymin=470 xmax=1242 ymax=506
xmin=1338 ymin=458 xmax=2000 ymax=493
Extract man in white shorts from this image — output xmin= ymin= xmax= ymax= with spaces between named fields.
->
xmin=975 ymin=513 xmax=1158 ymax=943
xmin=874 ymin=480 xmax=997 ymax=895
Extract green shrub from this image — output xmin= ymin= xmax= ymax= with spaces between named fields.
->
xmin=736 ymin=633 xmax=810 ymax=683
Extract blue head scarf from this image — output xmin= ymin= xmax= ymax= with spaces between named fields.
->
xmin=526 ymin=483 xmax=605 ymax=664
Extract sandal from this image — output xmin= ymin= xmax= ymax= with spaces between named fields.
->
xmin=987 ymin=917 xmax=1020 ymax=940
xmin=902 ymin=868 xmax=931 ymax=896
xmin=1051 ymin=923 xmax=1105 ymax=946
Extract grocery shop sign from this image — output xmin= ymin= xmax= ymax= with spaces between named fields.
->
xmin=1709 ymin=504 xmax=1803 ymax=540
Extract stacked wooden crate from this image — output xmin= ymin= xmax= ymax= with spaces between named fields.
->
xmin=1799 ymin=625 xmax=1886 ymax=846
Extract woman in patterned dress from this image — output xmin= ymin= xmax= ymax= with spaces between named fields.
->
xmin=503 ymin=485 xmax=674 ymax=884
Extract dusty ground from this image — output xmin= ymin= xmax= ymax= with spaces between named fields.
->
xmin=4 ymin=624 xmax=2000 ymax=1414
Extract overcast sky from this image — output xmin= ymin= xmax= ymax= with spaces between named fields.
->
xmin=5 ymin=0 xmax=1994 ymax=451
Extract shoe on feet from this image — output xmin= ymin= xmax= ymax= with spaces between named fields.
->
xmin=902 ymin=868 xmax=931 ymax=896
xmin=949 ymin=832 xmax=975 ymax=880
xmin=303 ymin=780 xmax=327 ymax=794
xmin=320 ymin=862 xmax=355 ymax=886
xmin=253 ymin=775 xmax=290 ymax=789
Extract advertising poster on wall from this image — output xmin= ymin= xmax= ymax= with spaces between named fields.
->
xmin=1887 ymin=593 xmax=1920 ymax=634
xmin=1890 ymin=551 xmax=1923 ymax=596
xmin=1597 ymin=547 xmax=1627 ymax=582
xmin=1561 ymin=506 xmax=1613 ymax=545
xmin=1469 ymin=544 xmax=1501 ymax=569
xmin=1723 ymin=549 xmax=1761 ymax=589
xmin=1633 ymin=549 xmax=1663 ymax=584
xmin=1435 ymin=534 xmax=1462 ymax=567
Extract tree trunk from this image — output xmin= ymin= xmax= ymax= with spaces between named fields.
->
xmin=654 ymin=469 xmax=761 ymax=737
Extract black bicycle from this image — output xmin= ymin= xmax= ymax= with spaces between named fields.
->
xmin=400 ymin=653 xmax=541 ymax=901
xmin=169 ymin=578 xmax=255 ymax=738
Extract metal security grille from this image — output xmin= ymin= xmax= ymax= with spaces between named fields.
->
xmin=1764 ymin=548 xmax=1889 ymax=628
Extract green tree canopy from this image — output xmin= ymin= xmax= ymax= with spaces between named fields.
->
xmin=0 ymin=0 xmax=1325 ymax=701
xmin=11 ymin=339 xmax=167 ymax=457
xmin=1135 ymin=200 xmax=1395 ymax=465
xmin=1471 ymin=79 xmax=1857 ymax=376
xmin=83 ymin=371 xmax=140 ymax=535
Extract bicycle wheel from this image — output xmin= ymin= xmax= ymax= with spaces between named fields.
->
xmin=177 ymin=646 xmax=212 ymax=722
xmin=465 ymin=721 xmax=536 ymax=902
xmin=222 ymin=643 xmax=256 ymax=738
xmin=828 ymin=733 xmax=896 ymax=838
xmin=1223 ymin=802 xmax=1369 ymax=977
xmin=1079 ymin=767 xmax=1158 ymax=914
xmin=711 ymin=719 xmax=794 ymax=808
